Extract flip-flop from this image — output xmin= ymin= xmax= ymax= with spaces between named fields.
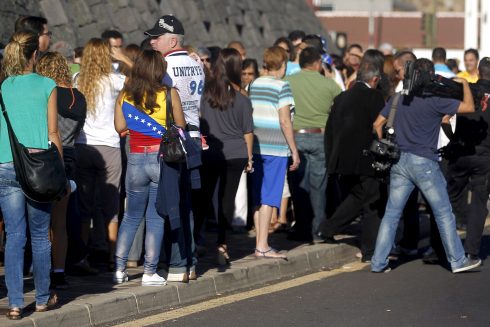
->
xmin=254 ymin=248 xmax=288 ymax=260
xmin=6 ymin=307 xmax=22 ymax=320
xmin=35 ymin=293 xmax=59 ymax=312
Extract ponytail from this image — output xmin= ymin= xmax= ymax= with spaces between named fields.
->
xmin=2 ymin=31 xmax=38 ymax=77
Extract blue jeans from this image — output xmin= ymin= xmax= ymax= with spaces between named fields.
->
xmin=371 ymin=152 xmax=467 ymax=272
xmin=290 ymin=133 xmax=328 ymax=236
xmin=0 ymin=162 xmax=51 ymax=308
xmin=115 ymin=153 xmax=163 ymax=275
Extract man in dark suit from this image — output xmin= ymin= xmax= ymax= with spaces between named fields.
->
xmin=320 ymin=61 xmax=386 ymax=262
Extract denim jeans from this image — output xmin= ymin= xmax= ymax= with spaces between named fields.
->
xmin=290 ymin=133 xmax=328 ymax=236
xmin=371 ymin=152 xmax=467 ymax=272
xmin=115 ymin=153 xmax=163 ymax=275
xmin=0 ymin=162 xmax=51 ymax=308
xmin=128 ymin=219 xmax=144 ymax=261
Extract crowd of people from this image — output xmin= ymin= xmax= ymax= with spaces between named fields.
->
xmin=0 ymin=13 xmax=488 ymax=320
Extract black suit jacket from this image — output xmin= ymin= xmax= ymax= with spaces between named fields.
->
xmin=325 ymin=82 xmax=385 ymax=176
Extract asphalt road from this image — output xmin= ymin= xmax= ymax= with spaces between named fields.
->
xmin=111 ymin=227 xmax=490 ymax=327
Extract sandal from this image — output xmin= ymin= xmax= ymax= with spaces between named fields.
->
xmin=6 ymin=307 xmax=22 ymax=320
xmin=254 ymin=248 xmax=288 ymax=260
xmin=35 ymin=293 xmax=59 ymax=312
xmin=217 ymin=245 xmax=231 ymax=266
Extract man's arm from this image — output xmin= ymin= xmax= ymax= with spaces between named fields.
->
xmin=373 ymin=114 xmax=387 ymax=139
xmin=454 ymin=78 xmax=475 ymax=114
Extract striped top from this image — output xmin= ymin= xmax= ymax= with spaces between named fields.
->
xmin=249 ymin=76 xmax=295 ymax=157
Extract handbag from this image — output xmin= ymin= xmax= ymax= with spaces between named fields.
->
xmin=0 ymin=92 xmax=67 ymax=202
xmin=159 ymin=87 xmax=186 ymax=163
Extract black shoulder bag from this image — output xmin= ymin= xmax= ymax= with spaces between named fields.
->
xmin=159 ymin=87 xmax=186 ymax=163
xmin=0 ymin=92 xmax=67 ymax=202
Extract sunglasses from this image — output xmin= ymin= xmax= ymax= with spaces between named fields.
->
xmin=201 ymin=57 xmax=211 ymax=63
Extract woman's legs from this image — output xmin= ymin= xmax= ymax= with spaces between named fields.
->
xmin=27 ymin=200 xmax=52 ymax=306
xmin=217 ymin=158 xmax=247 ymax=245
xmin=51 ymin=195 xmax=69 ymax=272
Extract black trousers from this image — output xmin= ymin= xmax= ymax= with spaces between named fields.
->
xmin=193 ymin=158 xmax=247 ymax=245
xmin=447 ymin=155 xmax=490 ymax=256
xmin=320 ymin=175 xmax=386 ymax=259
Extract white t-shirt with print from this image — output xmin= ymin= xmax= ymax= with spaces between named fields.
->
xmin=75 ymin=73 xmax=126 ymax=148
xmin=163 ymin=50 xmax=204 ymax=133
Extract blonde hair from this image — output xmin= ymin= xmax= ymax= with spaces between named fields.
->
xmin=36 ymin=52 xmax=72 ymax=86
xmin=77 ymin=38 xmax=112 ymax=113
xmin=2 ymin=31 xmax=38 ymax=77
xmin=263 ymin=46 xmax=288 ymax=71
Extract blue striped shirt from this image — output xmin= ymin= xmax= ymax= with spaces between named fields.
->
xmin=249 ymin=76 xmax=295 ymax=157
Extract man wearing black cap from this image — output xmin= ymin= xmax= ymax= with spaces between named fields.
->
xmin=145 ymin=15 xmax=204 ymax=140
xmin=145 ymin=15 xmax=204 ymax=283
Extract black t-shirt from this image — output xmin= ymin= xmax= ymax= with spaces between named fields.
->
xmin=57 ymin=86 xmax=87 ymax=147
xmin=200 ymin=91 xmax=253 ymax=161
xmin=454 ymin=79 xmax=490 ymax=156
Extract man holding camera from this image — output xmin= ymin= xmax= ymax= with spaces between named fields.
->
xmin=371 ymin=58 xmax=481 ymax=273
xmin=320 ymin=62 xmax=385 ymax=261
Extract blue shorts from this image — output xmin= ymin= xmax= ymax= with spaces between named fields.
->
xmin=251 ymin=154 xmax=288 ymax=209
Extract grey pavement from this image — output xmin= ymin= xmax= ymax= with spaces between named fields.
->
xmin=0 ymin=224 xmax=363 ymax=327
xmin=151 ymin=225 xmax=490 ymax=327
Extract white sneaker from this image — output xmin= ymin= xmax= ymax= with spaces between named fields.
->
xmin=189 ymin=267 xmax=197 ymax=280
xmin=113 ymin=270 xmax=128 ymax=284
xmin=452 ymin=258 xmax=482 ymax=273
xmin=142 ymin=273 xmax=166 ymax=286
xmin=166 ymin=272 xmax=189 ymax=283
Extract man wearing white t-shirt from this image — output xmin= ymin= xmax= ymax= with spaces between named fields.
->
xmin=146 ymin=15 xmax=203 ymax=282
xmin=146 ymin=15 xmax=204 ymax=139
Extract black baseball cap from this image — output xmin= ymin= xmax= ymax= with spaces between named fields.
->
xmin=144 ymin=15 xmax=184 ymax=37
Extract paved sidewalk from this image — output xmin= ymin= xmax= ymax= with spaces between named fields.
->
xmin=0 ymin=226 xmax=362 ymax=327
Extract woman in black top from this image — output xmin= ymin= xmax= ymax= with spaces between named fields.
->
xmin=36 ymin=52 xmax=87 ymax=289
xmin=194 ymin=48 xmax=254 ymax=265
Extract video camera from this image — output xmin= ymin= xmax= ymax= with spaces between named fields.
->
xmin=401 ymin=60 xmax=483 ymax=106
xmin=369 ymin=126 xmax=401 ymax=174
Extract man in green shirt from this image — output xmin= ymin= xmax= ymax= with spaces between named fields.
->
xmin=285 ymin=46 xmax=342 ymax=243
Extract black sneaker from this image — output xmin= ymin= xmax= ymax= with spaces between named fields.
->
xmin=422 ymin=248 xmax=441 ymax=265
xmin=452 ymin=257 xmax=482 ymax=273
xmin=50 ymin=272 xmax=69 ymax=290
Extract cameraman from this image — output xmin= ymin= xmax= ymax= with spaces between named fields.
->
xmin=370 ymin=58 xmax=481 ymax=273
xmin=446 ymin=57 xmax=490 ymax=263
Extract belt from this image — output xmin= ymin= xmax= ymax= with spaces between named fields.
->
xmin=294 ymin=128 xmax=324 ymax=134
xmin=130 ymin=144 xmax=160 ymax=153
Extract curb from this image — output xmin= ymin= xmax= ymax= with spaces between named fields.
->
xmin=7 ymin=242 xmax=359 ymax=326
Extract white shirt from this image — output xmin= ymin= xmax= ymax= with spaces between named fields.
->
xmin=75 ymin=73 xmax=126 ymax=147
xmin=163 ymin=50 xmax=204 ymax=135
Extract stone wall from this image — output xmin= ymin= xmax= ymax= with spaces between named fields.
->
xmin=0 ymin=0 xmax=333 ymax=60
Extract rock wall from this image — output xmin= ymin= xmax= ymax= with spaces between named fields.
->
xmin=0 ymin=0 xmax=332 ymax=60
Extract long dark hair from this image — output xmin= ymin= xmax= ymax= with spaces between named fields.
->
xmin=203 ymin=48 xmax=242 ymax=111
xmin=122 ymin=50 xmax=166 ymax=114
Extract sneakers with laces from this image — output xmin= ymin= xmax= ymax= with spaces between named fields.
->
xmin=167 ymin=272 xmax=189 ymax=283
xmin=452 ymin=257 xmax=482 ymax=273
xmin=142 ymin=273 xmax=166 ymax=286
xmin=113 ymin=270 xmax=128 ymax=284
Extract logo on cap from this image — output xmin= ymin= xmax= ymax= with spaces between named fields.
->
xmin=159 ymin=18 xmax=174 ymax=32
